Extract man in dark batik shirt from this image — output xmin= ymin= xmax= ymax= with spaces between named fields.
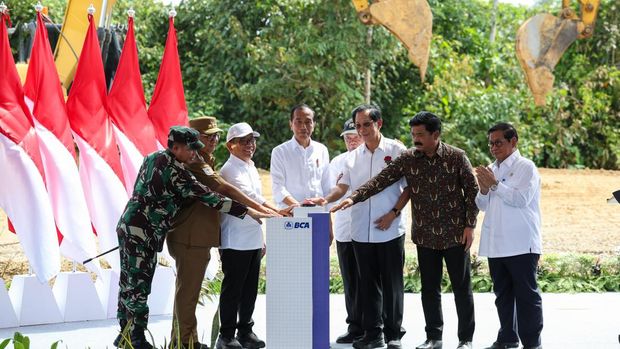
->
xmin=114 ymin=126 xmax=271 ymax=349
xmin=333 ymin=112 xmax=479 ymax=349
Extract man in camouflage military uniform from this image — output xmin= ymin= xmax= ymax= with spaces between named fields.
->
xmin=167 ymin=117 xmax=276 ymax=349
xmin=114 ymin=126 xmax=269 ymax=349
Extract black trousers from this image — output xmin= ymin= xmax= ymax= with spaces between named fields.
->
xmin=417 ymin=245 xmax=475 ymax=342
xmin=219 ymin=248 xmax=262 ymax=338
xmin=488 ymin=253 xmax=543 ymax=347
xmin=337 ymin=241 xmax=363 ymax=335
xmin=352 ymin=235 xmax=405 ymax=341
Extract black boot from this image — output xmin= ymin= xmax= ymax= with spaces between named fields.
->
xmin=128 ymin=326 xmax=154 ymax=349
xmin=113 ymin=320 xmax=129 ymax=347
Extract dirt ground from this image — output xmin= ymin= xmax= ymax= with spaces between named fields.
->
xmin=1 ymin=168 xmax=619 ymax=282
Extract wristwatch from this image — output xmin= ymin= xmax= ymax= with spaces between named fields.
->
xmin=490 ymin=180 xmax=499 ymax=191
xmin=391 ymin=207 xmax=401 ymax=217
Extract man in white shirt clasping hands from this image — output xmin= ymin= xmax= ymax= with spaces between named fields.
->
xmin=475 ymin=122 xmax=543 ymax=349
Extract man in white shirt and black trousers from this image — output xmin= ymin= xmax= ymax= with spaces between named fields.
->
xmin=475 ymin=122 xmax=543 ymax=349
xmin=311 ymin=104 xmax=409 ymax=349
xmin=325 ymin=118 xmax=363 ymax=344
xmin=270 ymin=103 xmax=330 ymax=208
xmin=216 ymin=123 xmax=289 ymax=349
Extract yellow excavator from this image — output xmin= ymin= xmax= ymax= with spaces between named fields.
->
xmin=350 ymin=0 xmax=433 ymax=82
xmin=515 ymin=0 xmax=600 ymax=106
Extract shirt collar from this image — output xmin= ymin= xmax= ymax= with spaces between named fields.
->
xmin=493 ymin=149 xmax=520 ymax=170
xmin=362 ymin=134 xmax=385 ymax=154
xmin=229 ymin=154 xmax=254 ymax=168
xmin=165 ymin=149 xmax=184 ymax=167
xmin=291 ymin=136 xmax=313 ymax=151
xmin=198 ymin=149 xmax=216 ymax=168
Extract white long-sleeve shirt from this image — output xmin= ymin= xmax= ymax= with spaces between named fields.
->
xmin=270 ymin=137 xmax=330 ymax=207
xmin=341 ymin=136 xmax=407 ymax=243
xmin=326 ymin=151 xmax=354 ymax=242
xmin=219 ymin=154 xmax=265 ymax=250
xmin=475 ymin=150 xmax=542 ymax=258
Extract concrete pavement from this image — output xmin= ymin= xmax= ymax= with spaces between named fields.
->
xmin=1 ymin=293 xmax=619 ymax=348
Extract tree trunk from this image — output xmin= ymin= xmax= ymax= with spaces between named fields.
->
xmin=364 ymin=27 xmax=373 ymax=103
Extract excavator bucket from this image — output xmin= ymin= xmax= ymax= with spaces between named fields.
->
xmin=515 ymin=13 xmax=579 ymax=105
xmin=369 ymin=0 xmax=432 ymax=81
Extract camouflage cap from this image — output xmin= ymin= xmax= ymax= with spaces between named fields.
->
xmin=189 ymin=116 xmax=224 ymax=135
xmin=168 ymin=126 xmax=205 ymax=150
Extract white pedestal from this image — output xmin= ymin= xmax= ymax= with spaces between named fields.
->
xmin=8 ymin=274 xmax=63 ymax=326
xmin=95 ymin=269 xmax=119 ymax=319
xmin=53 ymin=272 xmax=106 ymax=322
xmin=147 ymin=265 xmax=175 ymax=315
xmin=0 ymin=278 xmax=18 ymax=328
xmin=266 ymin=213 xmax=330 ymax=349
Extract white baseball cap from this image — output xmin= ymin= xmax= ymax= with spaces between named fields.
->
xmin=226 ymin=122 xmax=260 ymax=143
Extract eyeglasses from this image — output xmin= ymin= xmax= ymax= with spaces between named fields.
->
xmin=488 ymin=139 xmax=506 ymax=148
xmin=236 ymin=137 xmax=257 ymax=146
xmin=201 ymin=133 xmax=220 ymax=142
xmin=355 ymin=121 xmax=374 ymax=129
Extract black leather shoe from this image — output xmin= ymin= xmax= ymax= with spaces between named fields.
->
xmin=353 ymin=336 xmax=385 ymax=349
xmin=236 ymin=332 xmax=265 ymax=349
xmin=215 ymin=335 xmax=243 ymax=349
xmin=386 ymin=339 xmax=403 ymax=349
xmin=416 ymin=339 xmax=443 ymax=349
xmin=483 ymin=342 xmax=520 ymax=349
xmin=456 ymin=340 xmax=472 ymax=349
xmin=336 ymin=331 xmax=364 ymax=344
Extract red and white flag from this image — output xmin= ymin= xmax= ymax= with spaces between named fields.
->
xmin=66 ymin=12 xmax=128 ymax=271
xmin=108 ymin=13 xmax=159 ymax=193
xmin=0 ymin=10 xmax=60 ymax=282
xmin=23 ymin=11 xmax=102 ymax=275
xmin=148 ymin=12 xmax=188 ymax=147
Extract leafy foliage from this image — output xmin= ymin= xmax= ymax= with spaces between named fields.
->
xmin=202 ymin=253 xmax=620 ymax=294
xmin=7 ymin=0 xmax=620 ymax=169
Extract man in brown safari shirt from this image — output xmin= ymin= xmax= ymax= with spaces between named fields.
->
xmin=332 ymin=111 xmax=478 ymax=349
xmin=167 ymin=116 xmax=276 ymax=349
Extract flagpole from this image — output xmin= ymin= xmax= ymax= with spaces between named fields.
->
xmin=82 ymin=246 xmax=119 ymax=264
xmin=99 ymin=0 xmax=108 ymax=27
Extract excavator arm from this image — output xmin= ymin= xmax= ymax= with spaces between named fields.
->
xmin=515 ymin=0 xmax=600 ymax=106
xmin=351 ymin=0 xmax=432 ymax=82
xmin=54 ymin=0 xmax=116 ymax=88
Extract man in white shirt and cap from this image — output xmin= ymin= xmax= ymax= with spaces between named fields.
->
xmin=475 ymin=122 xmax=543 ymax=349
xmin=326 ymin=118 xmax=364 ymax=344
xmin=216 ymin=122 xmax=290 ymax=349
xmin=270 ymin=104 xmax=330 ymax=208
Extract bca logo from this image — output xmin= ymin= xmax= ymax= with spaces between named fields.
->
xmin=284 ymin=222 xmax=310 ymax=230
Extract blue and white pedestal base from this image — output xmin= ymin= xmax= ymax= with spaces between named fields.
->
xmin=266 ymin=211 xmax=330 ymax=349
